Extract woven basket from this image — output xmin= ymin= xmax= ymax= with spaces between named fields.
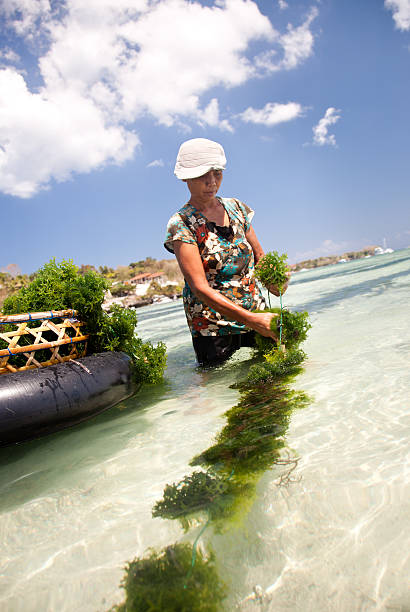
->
xmin=0 ymin=310 xmax=88 ymax=375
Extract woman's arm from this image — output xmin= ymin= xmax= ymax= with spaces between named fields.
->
xmin=173 ymin=241 xmax=278 ymax=339
xmin=245 ymin=225 xmax=264 ymax=264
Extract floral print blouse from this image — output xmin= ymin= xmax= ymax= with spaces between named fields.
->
xmin=164 ymin=197 xmax=265 ymax=337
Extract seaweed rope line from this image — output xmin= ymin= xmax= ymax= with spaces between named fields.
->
xmin=183 ymin=517 xmax=210 ymax=588
xmin=267 ymin=288 xmax=283 ymax=346
xmin=183 ymin=468 xmax=235 ymax=588
xmin=279 ymin=289 xmax=283 ymax=346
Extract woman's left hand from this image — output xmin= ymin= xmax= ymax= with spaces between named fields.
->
xmin=266 ymin=272 xmax=291 ymax=296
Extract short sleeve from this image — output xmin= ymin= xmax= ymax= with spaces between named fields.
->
xmin=164 ymin=213 xmax=196 ymax=254
xmin=227 ymin=199 xmax=254 ymax=233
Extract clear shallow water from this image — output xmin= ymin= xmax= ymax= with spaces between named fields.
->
xmin=0 ymin=249 xmax=409 ymax=611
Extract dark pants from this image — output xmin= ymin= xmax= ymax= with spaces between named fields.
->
xmin=192 ymin=331 xmax=256 ymax=366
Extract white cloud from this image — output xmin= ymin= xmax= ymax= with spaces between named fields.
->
xmin=278 ymin=0 xmax=288 ymax=10
xmin=146 ymin=159 xmax=164 ymax=168
xmin=0 ymin=48 xmax=21 ymax=64
xmin=0 ymin=0 xmax=52 ymax=38
xmin=239 ymin=102 xmax=305 ymax=126
xmin=0 ymin=69 xmax=138 ymax=197
xmin=197 ymin=98 xmax=233 ymax=132
xmin=0 ymin=0 xmax=318 ymax=197
xmin=201 ymin=99 xmax=220 ymax=127
xmin=280 ymin=7 xmax=318 ymax=69
xmin=312 ymin=107 xmax=341 ymax=146
xmin=385 ymin=0 xmax=410 ymax=31
xmin=111 ymin=0 xmax=276 ymax=125
xmin=254 ymin=7 xmax=318 ymax=72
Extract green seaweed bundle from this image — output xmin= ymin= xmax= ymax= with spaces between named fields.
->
xmin=255 ymin=251 xmax=290 ymax=292
xmin=110 ymin=544 xmax=227 ymax=612
xmin=1 ymin=258 xmax=166 ymax=385
xmin=153 ymin=471 xmax=228 ymax=525
xmin=152 ymin=470 xmax=253 ymax=530
xmin=253 ymin=307 xmax=311 ymax=354
xmin=191 ymin=381 xmax=310 ymax=478
xmin=241 ymin=348 xmax=307 ymax=387
xmin=99 ymin=304 xmax=166 ymax=385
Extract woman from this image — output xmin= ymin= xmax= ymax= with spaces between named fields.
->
xmin=164 ymin=138 xmax=288 ymax=365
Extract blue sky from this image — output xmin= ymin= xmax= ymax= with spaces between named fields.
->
xmin=1 ymin=0 xmax=410 ymax=275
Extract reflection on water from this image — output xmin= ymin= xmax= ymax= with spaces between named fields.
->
xmin=0 ymin=250 xmax=409 ymax=611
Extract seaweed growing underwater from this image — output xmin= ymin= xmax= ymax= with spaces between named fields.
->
xmin=191 ymin=380 xmax=310 ymax=480
xmin=109 ymin=543 xmax=226 ymax=612
xmin=111 ymin=374 xmax=310 ymax=610
xmin=110 ymin=382 xmax=311 ymax=610
xmin=109 ymin=256 xmax=312 ymax=611
xmin=152 ymin=469 xmax=252 ymax=532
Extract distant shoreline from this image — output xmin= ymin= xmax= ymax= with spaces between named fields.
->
xmin=290 ymin=245 xmax=385 ymax=272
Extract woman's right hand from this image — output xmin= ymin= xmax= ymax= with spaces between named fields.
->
xmin=248 ymin=312 xmax=279 ymax=340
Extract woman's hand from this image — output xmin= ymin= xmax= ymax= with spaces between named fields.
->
xmin=248 ymin=312 xmax=279 ymax=339
xmin=266 ymin=272 xmax=291 ymax=297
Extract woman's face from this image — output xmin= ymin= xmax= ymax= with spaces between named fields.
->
xmin=185 ymin=169 xmax=223 ymax=202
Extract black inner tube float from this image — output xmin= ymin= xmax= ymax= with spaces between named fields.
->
xmin=0 ymin=351 xmax=136 ymax=447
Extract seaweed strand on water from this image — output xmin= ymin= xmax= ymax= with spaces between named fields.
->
xmin=109 ymin=253 xmax=312 ymax=611
xmin=191 ymin=381 xmax=310 ymax=478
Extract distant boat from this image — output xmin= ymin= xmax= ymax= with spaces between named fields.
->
xmin=374 ymin=246 xmax=394 ymax=255
xmin=374 ymin=239 xmax=395 ymax=255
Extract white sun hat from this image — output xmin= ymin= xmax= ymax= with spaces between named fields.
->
xmin=174 ymin=138 xmax=226 ymax=180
